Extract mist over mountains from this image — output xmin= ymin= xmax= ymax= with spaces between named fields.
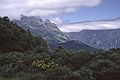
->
xmin=14 ymin=15 xmax=69 ymax=44
xmin=14 ymin=16 xmax=120 ymax=50
xmin=14 ymin=15 xmax=96 ymax=52
xmin=60 ymin=17 xmax=120 ymax=32
xmin=1 ymin=0 xmax=120 ymax=80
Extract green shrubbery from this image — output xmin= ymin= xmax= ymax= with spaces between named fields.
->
xmin=0 ymin=16 xmax=48 ymax=52
xmin=0 ymin=48 xmax=120 ymax=80
xmin=0 ymin=16 xmax=120 ymax=80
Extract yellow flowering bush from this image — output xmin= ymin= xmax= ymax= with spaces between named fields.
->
xmin=32 ymin=59 xmax=58 ymax=70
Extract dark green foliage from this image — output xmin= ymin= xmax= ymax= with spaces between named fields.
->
xmin=0 ymin=17 xmax=48 ymax=52
xmin=0 ymin=16 xmax=120 ymax=80
xmin=0 ymin=49 xmax=120 ymax=80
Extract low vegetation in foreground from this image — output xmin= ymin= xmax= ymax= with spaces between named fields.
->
xmin=0 ymin=48 xmax=120 ymax=80
xmin=0 ymin=17 xmax=120 ymax=80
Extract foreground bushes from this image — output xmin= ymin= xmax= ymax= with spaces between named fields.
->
xmin=0 ymin=48 xmax=120 ymax=80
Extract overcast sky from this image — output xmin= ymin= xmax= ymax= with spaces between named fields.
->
xmin=0 ymin=0 xmax=120 ymax=32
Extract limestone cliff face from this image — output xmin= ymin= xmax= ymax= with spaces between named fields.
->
xmin=14 ymin=16 xmax=69 ymax=44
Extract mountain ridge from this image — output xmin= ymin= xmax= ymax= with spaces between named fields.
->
xmin=49 ymin=40 xmax=96 ymax=52
xmin=69 ymin=28 xmax=120 ymax=49
xmin=14 ymin=15 xmax=69 ymax=44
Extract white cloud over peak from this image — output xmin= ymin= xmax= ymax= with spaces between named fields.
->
xmin=59 ymin=18 xmax=120 ymax=32
xmin=0 ymin=0 xmax=102 ymax=19
xmin=51 ymin=17 xmax=63 ymax=26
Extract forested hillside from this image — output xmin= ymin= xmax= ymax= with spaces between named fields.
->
xmin=0 ymin=17 xmax=120 ymax=80
xmin=0 ymin=48 xmax=120 ymax=80
xmin=0 ymin=16 xmax=48 ymax=52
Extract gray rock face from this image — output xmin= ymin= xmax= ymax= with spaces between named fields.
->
xmin=14 ymin=16 xmax=69 ymax=44
xmin=69 ymin=29 xmax=120 ymax=49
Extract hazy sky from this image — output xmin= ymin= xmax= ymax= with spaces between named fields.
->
xmin=59 ymin=0 xmax=120 ymax=23
xmin=0 ymin=0 xmax=102 ymax=19
xmin=0 ymin=0 xmax=120 ymax=32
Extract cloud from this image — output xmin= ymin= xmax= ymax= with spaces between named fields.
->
xmin=59 ymin=18 xmax=120 ymax=32
xmin=0 ymin=0 xmax=102 ymax=19
xmin=51 ymin=17 xmax=63 ymax=26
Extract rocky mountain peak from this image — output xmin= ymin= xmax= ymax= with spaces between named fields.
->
xmin=20 ymin=15 xmax=43 ymax=23
xmin=44 ymin=19 xmax=51 ymax=24
xmin=14 ymin=16 xmax=69 ymax=44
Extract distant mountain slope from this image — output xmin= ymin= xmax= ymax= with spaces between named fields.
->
xmin=13 ymin=16 xmax=96 ymax=52
xmin=69 ymin=29 xmax=120 ymax=49
xmin=50 ymin=40 xmax=96 ymax=52
xmin=14 ymin=16 xmax=69 ymax=44
xmin=0 ymin=16 xmax=48 ymax=52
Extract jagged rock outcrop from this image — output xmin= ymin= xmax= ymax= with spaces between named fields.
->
xmin=14 ymin=16 xmax=69 ymax=44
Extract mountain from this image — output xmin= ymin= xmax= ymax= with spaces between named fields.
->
xmin=14 ymin=15 xmax=97 ymax=51
xmin=0 ymin=16 xmax=48 ymax=52
xmin=69 ymin=29 xmax=120 ymax=49
xmin=67 ymin=17 xmax=120 ymax=49
xmin=50 ymin=40 xmax=96 ymax=52
xmin=14 ymin=15 xmax=69 ymax=44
